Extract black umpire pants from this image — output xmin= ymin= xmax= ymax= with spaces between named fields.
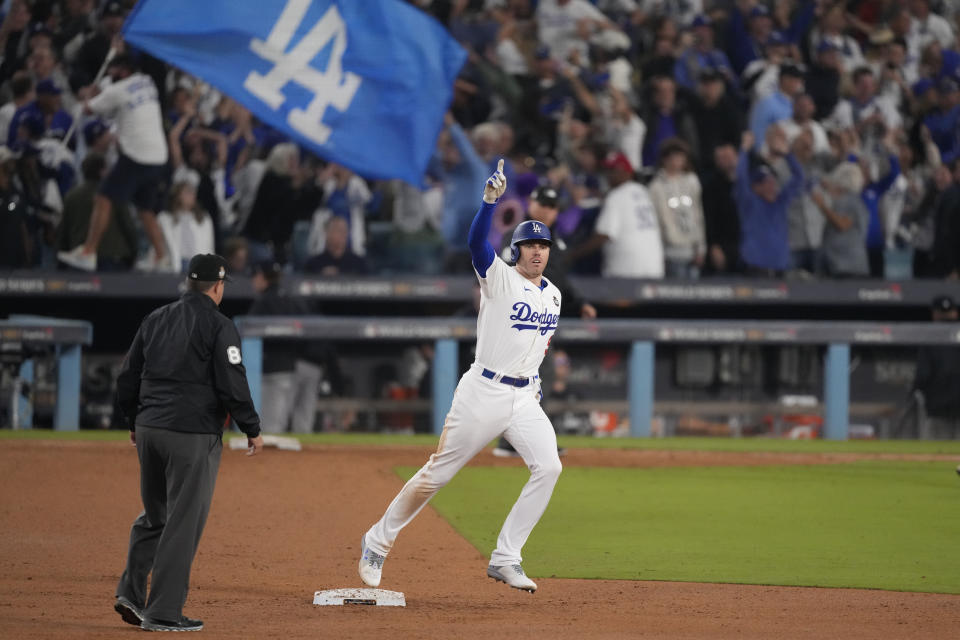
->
xmin=116 ymin=426 xmax=222 ymax=621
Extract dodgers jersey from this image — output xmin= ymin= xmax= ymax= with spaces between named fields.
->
xmin=474 ymin=256 xmax=561 ymax=378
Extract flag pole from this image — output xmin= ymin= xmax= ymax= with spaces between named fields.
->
xmin=61 ymin=46 xmax=117 ymax=150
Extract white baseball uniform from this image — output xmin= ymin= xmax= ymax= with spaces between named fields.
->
xmin=363 ymin=202 xmax=563 ymax=568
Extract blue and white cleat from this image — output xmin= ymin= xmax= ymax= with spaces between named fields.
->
xmin=359 ymin=535 xmax=386 ymax=587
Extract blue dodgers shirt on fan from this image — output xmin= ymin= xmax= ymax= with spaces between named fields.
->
xmin=474 ymin=257 xmax=561 ymax=378
xmin=122 ymin=0 xmax=466 ymax=184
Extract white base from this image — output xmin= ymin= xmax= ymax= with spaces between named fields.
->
xmin=313 ymin=588 xmax=405 ymax=607
xmin=228 ymin=435 xmax=302 ymax=451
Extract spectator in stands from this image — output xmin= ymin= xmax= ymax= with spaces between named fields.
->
xmin=223 ymin=236 xmax=250 ymax=277
xmin=749 ymin=63 xmax=805 ymax=152
xmin=0 ymin=72 xmax=33 ymax=146
xmin=243 ymin=142 xmax=320 ymax=265
xmin=886 ymin=126 xmax=941 ymax=255
xmin=859 ymin=139 xmax=903 ymax=277
xmin=248 ymin=260 xmax=320 ymax=435
xmin=919 ymin=40 xmax=960 ymax=87
xmin=641 ymin=16 xmax=680 ymax=81
xmin=27 ymin=45 xmax=74 ymax=111
xmin=875 ymin=37 xmax=915 ymax=111
xmin=16 ymin=109 xmax=74 ymax=216
xmin=908 ymin=0 xmax=956 ymax=51
xmin=572 ymin=151 xmax=664 ymax=278
xmin=535 ymin=0 xmax=619 ymax=67
xmin=811 ymin=160 xmax=871 ymax=277
xmin=69 ymin=0 xmax=125 ymax=92
xmin=701 ymin=143 xmax=741 ymax=274
xmin=8 ymin=78 xmax=73 ymax=146
xmin=385 ymin=163 xmax=445 ymax=274
xmin=805 ymin=41 xmax=843 ymax=121
xmin=735 ymin=130 xmax=805 ymax=276
xmin=692 ymin=67 xmax=744 ymax=163
xmin=778 ymin=93 xmax=831 ymax=155
xmin=598 ymin=86 xmax=646 ymax=176
xmin=648 ymin=138 xmax=705 ymax=278
xmin=439 ymin=112 xmax=489 ymax=271
xmin=57 ymin=54 xmax=171 ymax=273
xmin=923 ymin=78 xmax=960 ymax=164
xmin=913 ymin=295 xmax=960 ymax=439
xmin=0 ymin=145 xmax=31 ymax=267
xmin=57 ymin=0 xmax=95 ymax=57
xmin=167 ymin=99 xmax=230 ymax=250
xmin=640 ymin=75 xmax=699 ymax=168
xmin=515 ymin=45 xmax=574 ymax=157
xmin=785 ymin=129 xmax=827 ymax=276
xmin=742 ymin=31 xmax=794 ymax=103
xmin=56 ymin=153 xmax=135 ymax=272
xmin=319 ymin=163 xmax=372 ymax=257
xmin=727 ymin=3 xmax=774 ymax=75
xmin=888 ymin=6 xmax=919 ymax=70
xmin=303 ymin=216 xmax=370 ymax=276
xmin=157 ymin=172 xmax=215 ymax=273
xmin=826 ymin=67 xmax=902 ymax=147
xmin=674 ymin=14 xmax=734 ymax=91
xmin=923 ymin=160 xmax=960 ymax=278
xmin=809 ymin=3 xmax=864 ymax=73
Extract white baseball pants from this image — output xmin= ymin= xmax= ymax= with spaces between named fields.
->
xmin=365 ymin=364 xmax=562 ymax=566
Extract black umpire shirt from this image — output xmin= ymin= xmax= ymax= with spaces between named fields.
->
xmin=116 ymin=291 xmax=261 ymax=438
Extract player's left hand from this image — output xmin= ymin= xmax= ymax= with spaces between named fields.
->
xmin=483 ymin=159 xmax=507 ymax=204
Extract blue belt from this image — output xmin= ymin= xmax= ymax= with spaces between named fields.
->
xmin=482 ymin=368 xmax=533 ymax=387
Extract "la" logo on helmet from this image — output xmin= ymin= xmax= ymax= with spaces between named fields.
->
xmin=532 ymin=223 xmax=541 ymax=233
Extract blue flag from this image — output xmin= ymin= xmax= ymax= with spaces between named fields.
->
xmin=123 ymin=0 xmax=466 ymax=184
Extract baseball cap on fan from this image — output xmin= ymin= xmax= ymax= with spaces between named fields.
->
xmin=531 ymin=185 xmax=559 ymax=208
xmin=602 ymin=150 xmax=633 ymax=175
xmin=101 ymin=1 xmax=125 ymax=18
xmin=188 ymin=254 xmax=232 ymax=282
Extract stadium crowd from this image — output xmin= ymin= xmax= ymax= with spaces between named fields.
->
xmin=0 ymin=0 xmax=959 ymax=280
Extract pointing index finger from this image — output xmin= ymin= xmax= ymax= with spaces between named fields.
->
xmin=497 ymin=158 xmax=504 ymax=173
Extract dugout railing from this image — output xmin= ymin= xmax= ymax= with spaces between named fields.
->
xmin=0 ymin=316 xmax=93 ymax=429
xmin=235 ymin=317 xmax=960 ymax=440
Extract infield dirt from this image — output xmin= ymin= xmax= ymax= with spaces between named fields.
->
xmin=2 ymin=439 xmax=958 ymax=639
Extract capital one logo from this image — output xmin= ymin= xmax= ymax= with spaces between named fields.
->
xmin=244 ymin=0 xmax=361 ymax=145
xmin=532 ymin=223 xmax=541 ymax=233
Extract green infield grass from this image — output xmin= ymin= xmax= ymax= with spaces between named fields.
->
xmin=4 ymin=429 xmax=960 ymax=455
xmin=401 ymin=461 xmax=960 ymax=594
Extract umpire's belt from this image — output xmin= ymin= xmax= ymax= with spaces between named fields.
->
xmin=481 ymin=368 xmax=536 ymax=388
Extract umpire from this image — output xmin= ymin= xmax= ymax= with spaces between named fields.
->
xmin=113 ymin=253 xmax=263 ymax=632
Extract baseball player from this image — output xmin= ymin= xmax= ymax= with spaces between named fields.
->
xmin=358 ymin=160 xmax=563 ymax=593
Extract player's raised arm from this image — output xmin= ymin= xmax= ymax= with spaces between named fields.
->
xmin=467 ymin=158 xmax=506 ymax=276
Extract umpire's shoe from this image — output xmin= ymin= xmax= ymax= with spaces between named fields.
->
xmin=141 ymin=615 xmax=203 ymax=632
xmin=114 ymin=596 xmax=143 ymax=626
xmin=487 ymin=564 xmax=537 ymax=592
xmin=359 ymin=534 xmax=386 ymax=587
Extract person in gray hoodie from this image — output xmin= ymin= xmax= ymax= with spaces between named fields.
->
xmin=811 ymin=161 xmax=870 ymax=277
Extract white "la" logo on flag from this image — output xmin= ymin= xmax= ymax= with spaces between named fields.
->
xmin=244 ymin=0 xmax=362 ymax=145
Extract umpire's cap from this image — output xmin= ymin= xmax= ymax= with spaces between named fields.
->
xmin=510 ymin=220 xmax=552 ymax=263
xmin=188 ymin=254 xmax=232 ymax=282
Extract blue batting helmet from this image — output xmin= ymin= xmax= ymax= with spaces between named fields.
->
xmin=510 ymin=220 xmax=552 ymax=262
